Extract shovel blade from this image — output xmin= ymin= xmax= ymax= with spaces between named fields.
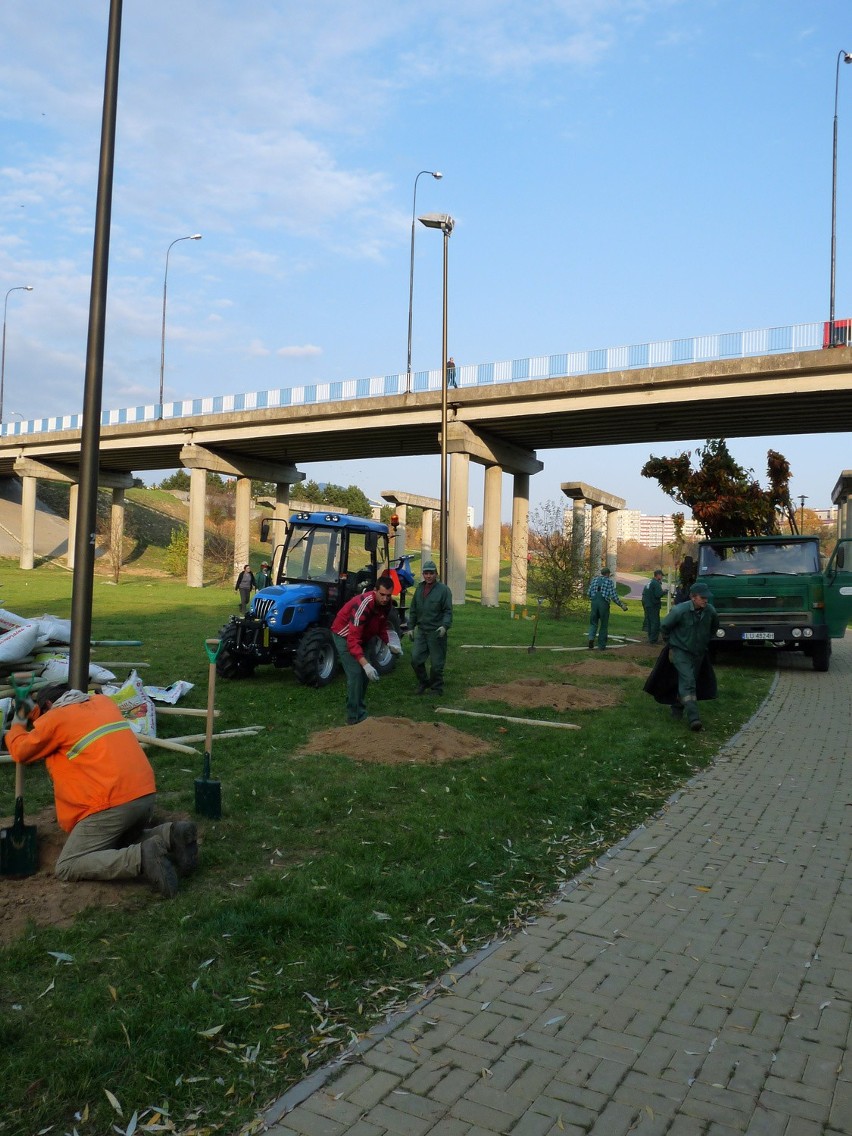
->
xmin=0 ymin=799 xmax=39 ymax=877
xmin=195 ymin=754 xmax=221 ymax=819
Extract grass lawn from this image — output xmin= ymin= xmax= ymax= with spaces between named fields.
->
xmin=0 ymin=564 xmax=774 ymax=1136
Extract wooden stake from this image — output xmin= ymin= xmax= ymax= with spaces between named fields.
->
xmin=435 ymin=707 xmax=580 ymax=730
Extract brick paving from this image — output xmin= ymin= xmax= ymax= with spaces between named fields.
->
xmin=263 ymin=642 xmax=852 ymax=1135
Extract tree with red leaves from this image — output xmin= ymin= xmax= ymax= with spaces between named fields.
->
xmin=641 ymin=439 xmax=797 ymax=539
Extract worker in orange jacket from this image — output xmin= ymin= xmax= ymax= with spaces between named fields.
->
xmin=4 ymin=683 xmax=197 ymax=897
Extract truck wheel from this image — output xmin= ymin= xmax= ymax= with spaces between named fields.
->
xmin=216 ymin=626 xmax=256 ymax=680
xmin=293 ymin=627 xmax=338 ymax=687
xmin=367 ymin=635 xmax=397 ymax=676
xmin=812 ymin=641 xmax=831 ymax=672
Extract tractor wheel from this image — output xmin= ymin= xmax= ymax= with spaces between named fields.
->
xmin=812 ymin=640 xmax=831 ymax=672
xmin=368 ymin=635 xmax=397 ymax=676
xmin=293 ymin=627 xmax=338 ymax=687
xmin=216 ymin=626 xmax=257 ymax=680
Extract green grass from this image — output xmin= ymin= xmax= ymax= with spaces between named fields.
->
xmin=0 ymin=565 xmax=774 ymax=1135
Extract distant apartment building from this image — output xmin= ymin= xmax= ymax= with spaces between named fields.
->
xmin=617 ymin=510 xmax=702 ymax=545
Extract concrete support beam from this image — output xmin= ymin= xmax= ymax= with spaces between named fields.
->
xmin=510 ymin=473 xmax=530 ymax=609
xmin=382 ymin=490 xmax=440 ymax=512
xmin=188 ymin=466 xmax=206 ymax=588
xmin=234 ymin=476 xmax=252 ymax=572
xmin=448 ymin=452 xmax=470 ymax=604
xmin=421 ymin=508 xmax=433 ymax=566
xmin=180 ymin=443 xmax=304 ymax=487
xmin=481 ymin=465 xmax=502 ymax=607
xmin=560 ymin=481 xmax=626 ymax=512
xmin=13 ymin=458 xmax=133 ymax=490
xmin=20 ymin=475 xmax=36 ymax=571
xmin=66 ymin=484 xmax=79 ymax=571
xmin=445 ymin=422 xmax=543 ymax=476
xmin=392 ymin=503 xmax=407 ymax=560
xmin=571 ymin=498 xmax=586 ymax=572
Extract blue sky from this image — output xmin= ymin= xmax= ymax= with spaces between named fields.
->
xmin=1 ymin=0 xmax=851 ymax=520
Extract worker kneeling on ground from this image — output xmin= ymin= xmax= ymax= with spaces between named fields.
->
xmin=4 ymin=683 xmax=197 ymax=897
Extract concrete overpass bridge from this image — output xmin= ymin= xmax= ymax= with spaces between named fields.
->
xmin=2 ymin=319 xmax=851 ymax=603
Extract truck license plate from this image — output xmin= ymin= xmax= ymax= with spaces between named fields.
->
xmin=743 ymin=632 xmax=774 ymax=640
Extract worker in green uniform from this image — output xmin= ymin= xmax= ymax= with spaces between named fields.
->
xmin=408 ymin=560 xmax=453 ymax=694
xmin=642 ymin=569 xmax=666 ymax=644
xmin=660 ymin=581 xmax=719 ymax=732
xmin=587 ymin=566 xmax=628 ymax=649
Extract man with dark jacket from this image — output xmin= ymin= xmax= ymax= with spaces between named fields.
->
xmin=660 ymin=581 xmax=719 ymax=732
xmin=642 ymin=569 xmax=666 ymax=644
xmin=331 ymin=576 xmax=400 ymax=724
xmin=408 ymin=560 xmax=453 ymax=694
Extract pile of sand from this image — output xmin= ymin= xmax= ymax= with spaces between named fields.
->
xmin=298 ymin=716 xmax=493 ymax=764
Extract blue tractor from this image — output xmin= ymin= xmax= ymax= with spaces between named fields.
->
xmin=216 ymin=511 xmax=413 ymax=686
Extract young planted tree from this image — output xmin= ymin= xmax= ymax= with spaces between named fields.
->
xmin=528 ymin=500 xmax=585 ymax=619
xmin=641 ymin=439 xmax=797 ymax=539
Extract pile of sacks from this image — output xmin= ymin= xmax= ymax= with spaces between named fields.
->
xmin=0 ymin=608 xmax=115 ymax=684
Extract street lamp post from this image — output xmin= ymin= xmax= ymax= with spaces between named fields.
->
xmin=418 ymin=212 xmax=455 ymax=579
xmin=830 ymin=50 xmax=852 ymax=345
xmin=1 ymin=285 xmax=34 ymax=425
xmin=159 ymin=233 xmax=201 ymax=415
xmin=798 ymin=494 xmax=808 ymax=532
xmin=406 ymin=171 xmax=442 ymax=393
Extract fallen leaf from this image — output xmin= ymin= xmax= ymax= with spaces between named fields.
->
xmin=104 ymin=1088 xmax=123 ymax=1115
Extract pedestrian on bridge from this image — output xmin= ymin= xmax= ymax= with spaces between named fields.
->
xmin=446 ymin=356 xmax=457 ymax=388
xmin=587 ymin=566 xmax=628 ymax=649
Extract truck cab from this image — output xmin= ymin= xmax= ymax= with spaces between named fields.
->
xmin=697 ymin=534 xmax=852 ymax=671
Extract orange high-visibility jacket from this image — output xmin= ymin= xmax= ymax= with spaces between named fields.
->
xmin=6 ymin=694 xmax=156 ymax=832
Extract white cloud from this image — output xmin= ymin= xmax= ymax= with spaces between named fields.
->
xmin=276 ymin=345 xmax=323 ymax=359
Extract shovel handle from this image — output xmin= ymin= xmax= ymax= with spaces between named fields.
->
xmin=14 ymin=761 xmax=23 ymax=800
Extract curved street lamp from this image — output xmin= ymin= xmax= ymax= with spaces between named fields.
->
xmin=1 ymin=285 xmax=34 ymax=425
xmin=406 ymin=170 xmax=442 ymax=392
xmin=418 ymin=212 xmax=455 ymax=578
xmin=159 ymin=233 xmax=201 ymax=415
xmin=829 ymin=50 xmax=852 ymax=344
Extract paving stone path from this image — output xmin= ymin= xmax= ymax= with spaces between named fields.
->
xmin=263 ymin=642 xmax=852 ymax=1136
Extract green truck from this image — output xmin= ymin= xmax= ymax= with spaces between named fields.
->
xmin=696 ymin=534 xmax=852 ymax=671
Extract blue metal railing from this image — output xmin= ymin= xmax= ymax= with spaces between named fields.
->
xmin=2 ymin=318 xmax=847 ymax=440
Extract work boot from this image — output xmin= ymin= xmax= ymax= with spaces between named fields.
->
xmin=415 ymin=682 xmax=429 ymax=695
xmin=428 ymin=684 xmax=444 ymax=696
xmin=587 ymin=639 xmax=594 ymax=649
xmin=670 ymin=703 xmax=684 ymax=720
xmin=170 ymin=820 xmax=199 ymax=878
xmin=141 ymin=839 xmax=179 ymax=898
xmin=689 ymin=719 xmax=703 ymax=732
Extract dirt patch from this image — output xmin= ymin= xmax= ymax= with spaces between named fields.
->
xmin=299 ymin=716 xmax=493 ymax=764
xmin=0 ymin=806 xmax=153 ymax=946
xmin=561 ymin=658 xmax=651 ymax=678
xmin=467 ymin=678 xmax=621 ymax=711
xmin=610 ymin=641 xmax=662 ymax=660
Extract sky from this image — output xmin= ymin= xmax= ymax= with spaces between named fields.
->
xmin=1 ymin=0 xmax=851 ymax=523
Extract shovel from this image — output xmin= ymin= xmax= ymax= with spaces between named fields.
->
xmin=0 ymin=762 xmax=39 ymax=877
xmin=194 ymin=639 xmax=222 ymax=819
xmin=527 ymin=599 xmax=544 ymax=654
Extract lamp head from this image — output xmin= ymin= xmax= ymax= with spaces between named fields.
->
xmin=24 ymin=286 xmax=33 ymax=291
xmin=845 ymin=53 xmax=852 ymax=64
xmin=418 ymin=212 xmax=455 ymax=235
xmin=190 ymin=234 xmax=202 ymax=240
xmin=432 ymin=171 xmax=443 ymax=180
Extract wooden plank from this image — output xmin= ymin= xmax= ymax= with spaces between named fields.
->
xmin=434 ymin=707 xmax=580 ymax=730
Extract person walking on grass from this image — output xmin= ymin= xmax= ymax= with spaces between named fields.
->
xmin=4 ymin=683 xmax=198 ymax=897
xmin=234 ymin=564 xmax=256 ymax=614
xmin=408 ymin=560 xmax=453 ymax=695
xmin=255 ymin=561 xmax=272 ymax=590
xmin=660 ymin=580 xmax=719 ymax=732
xmin=586 ymin=565 xmax=628 ymax=650
xmin=330 ymin=576 xmax=402 ymax=725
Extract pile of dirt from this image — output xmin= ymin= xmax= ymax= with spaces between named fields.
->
xmin=561 ymin=658 xmax=651 ymax=678
xmin=299 ymin=716 xmax=493 ymax=764
xmin=467 ymin=678 xmax=621 ymax=711
xmin=611 ymin=641 xmax=662 ymax=660
xmin=0 ymin=806 xmax=148 ymax=946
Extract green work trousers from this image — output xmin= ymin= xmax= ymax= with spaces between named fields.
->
xmin=334 ymin=637 xmax=368 ymax=724
xmin=669 ymin=647 xmax=702 ymax=723
xmin=411 ymin=628 xmax=448 ymax=691
xmin=644 ymin=604 xmax=661 ymax=644
xmin=588 ymin=596 xmax=612 ymax=649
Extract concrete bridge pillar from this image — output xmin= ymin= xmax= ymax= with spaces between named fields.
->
xmin=188 ymin=467 xmax=206 ymax=588
xmin=448 ymin=451 xmax=470 ymax=604
xmin=606 ymin=509 xmax=620 ymax=574
xmin=19 ymin=475 xmax=37 ymax=570
xmin=111 ymin=488 xmax=125 ymax=570
xmin=510 ymin=472 xmax=530 ymax=610
xmin=393 ymin=503 xmax=407 ymax=560
xmin=589 ymin=505 xmax=605 ymax=571
xmin=571 ymin=499 xmax=586 ymax=574
xmin=233 ymin=476 xmax=252 ymax=573
xmin=66 ymin=484 xmax=79 ymax=571
xmin=481 ymin=465 xmax=502 ymax=607
xmin=421 ymin=509 xmax=433 ymax=566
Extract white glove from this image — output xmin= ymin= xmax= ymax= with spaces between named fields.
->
xmin=389 ymin=644 xmax=402 ymax=656
xmin=362 ymin=663 xmax=380 ymax=682
xmin=436 ymin=626 xmax=447 ymax=638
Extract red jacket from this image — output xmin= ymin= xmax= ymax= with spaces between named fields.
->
xmin=6 ymin=694 xmax=156 ymax=832
xmin=330 ymin=591 xmax=390 ymax=663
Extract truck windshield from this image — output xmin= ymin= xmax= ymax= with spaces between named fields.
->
xmin=699 ymin=541 xmax=820 ymax=576
xmin=284 ymin=526 xmax=340 ymax=582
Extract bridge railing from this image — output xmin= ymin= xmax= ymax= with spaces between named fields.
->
xmin=2 ymin=318 xmax=847 ymax=440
